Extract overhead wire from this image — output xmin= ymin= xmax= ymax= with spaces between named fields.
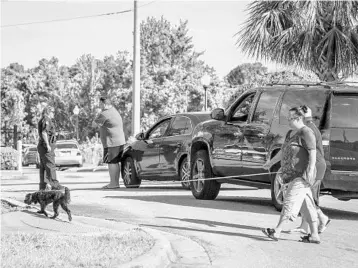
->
xmin=1 ymin=1 xmax=156 ymax=28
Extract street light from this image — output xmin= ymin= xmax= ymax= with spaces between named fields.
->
xmin=73 ymin=105 xmax=80 ymax=141
xmin=201 ymin=74 xmax=211 ymax=111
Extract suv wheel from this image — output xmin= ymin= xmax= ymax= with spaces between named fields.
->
xmin=122 ymin=157 xmax=141 ymax=188
xmin=190 ymin=150 xmax=220 ymax=200
xmin=270 ymin=164 xmax=283 ymax=211
xmin=179 ymin=157 xmax=190 ymax=190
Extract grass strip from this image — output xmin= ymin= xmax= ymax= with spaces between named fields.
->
xmin=1 ymin=228 xmax=154 ymax=268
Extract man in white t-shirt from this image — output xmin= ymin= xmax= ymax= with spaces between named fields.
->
xmin=92 ymin=95 xmax=126 ymax=189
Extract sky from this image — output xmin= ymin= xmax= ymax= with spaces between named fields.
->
xmin=0 ymin=0 xmax=278 ymax=78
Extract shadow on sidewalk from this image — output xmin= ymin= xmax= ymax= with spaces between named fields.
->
xmin=140 ymin=223 xmax=295 ymax=242
xmin=105 ymin=194 xmax=358 ymax=221
xmin=157 ymin=216 xmax=262 ymax=230
xmin=105 ymin=194 xmax=277 ymax=216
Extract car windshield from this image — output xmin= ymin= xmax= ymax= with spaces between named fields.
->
xmin=331 ymin=95 xmax=358 ymax=128
xmin=56 ymin=143 xmax=78 ymax=149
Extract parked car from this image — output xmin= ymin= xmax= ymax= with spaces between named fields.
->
xmin=54 ymin=140 xmax=83 ymax=167
xmin=22 ymin=146 xmax=38 ymax=166
xmin=37 ymin=140 xmax=84 ymax=168
xmin=121 ymin=112 xmax=211 ymax=189
xmin=188 ymin=82 xmax=358 ymax=210
xmin=22 ymin=144 xmax=36 ymax=154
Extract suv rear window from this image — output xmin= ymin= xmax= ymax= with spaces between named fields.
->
xmin=331 ymin=95 xmax=358 ymax=128
xmin=280 ymin=90 xmax=327 ymax=127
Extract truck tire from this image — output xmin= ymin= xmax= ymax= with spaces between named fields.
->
xmin=270 ymin=164 xmax=283 ymax=211
xmin=190 ymin=150 xmax=220 ymax=200
xmin=121 ymin=157 xmax=141 ymax=188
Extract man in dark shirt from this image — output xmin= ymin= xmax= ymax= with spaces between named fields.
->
xmin=92 ymin=95 xmax=126 ymax=189
xmin=37 ymin=106 xmax=62 ymax=190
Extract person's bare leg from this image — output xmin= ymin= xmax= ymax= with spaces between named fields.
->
xmin=317 ymin=207 xmax=330 ymax=233
xmin=108 ymin=163 xmax=120 ymax=187
xmin=272 ymin=214 xmax=290 ymax=238
xmin=290 ymin=214 xmax=309 ymax=234
xmin=117 ymin=163 xmax=122 ymax=181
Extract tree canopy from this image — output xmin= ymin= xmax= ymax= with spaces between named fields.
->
xmin=237 ymin=0 xmax=358 ymax=81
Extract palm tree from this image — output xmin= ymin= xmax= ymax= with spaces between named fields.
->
xmin=237 ymin=1 xmax=358 ymax=81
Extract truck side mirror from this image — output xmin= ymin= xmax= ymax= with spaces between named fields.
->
xmin=211 ymin=108 xmax=225 ymax=121
xmin=135 ymin=133 xmax=145 ymax=140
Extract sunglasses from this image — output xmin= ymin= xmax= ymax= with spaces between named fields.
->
xmin=287 ymin=116 xmax=299 ymax=122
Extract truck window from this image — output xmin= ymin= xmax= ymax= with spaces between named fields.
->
xmin=230 ymin=94 xmax=255 ymax=122
xmin=280 ymin=90 xmax=327 ymax=127
xmin=252 ymin=91 xmax=281 ymax=125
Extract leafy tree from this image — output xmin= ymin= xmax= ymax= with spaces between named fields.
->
xmin=237 ymin=1 xmax=358 ymax=81
xmin=226 ymin=63 xmax=268 ymax=86
xmin=1 ymin=65 xmax=27 ymax=132
xmin=139 ymin=17 xmax=217 ymax=130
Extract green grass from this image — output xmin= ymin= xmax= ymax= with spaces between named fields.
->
xmin=1 ymin=229 xmax=154 ymax=268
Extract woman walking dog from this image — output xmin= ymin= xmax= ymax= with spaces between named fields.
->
xmin=263 ymin=106 xmax=320 ymax=243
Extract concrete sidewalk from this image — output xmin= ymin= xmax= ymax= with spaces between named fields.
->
xmin=1 ymin=197 xmax=176 ymax=268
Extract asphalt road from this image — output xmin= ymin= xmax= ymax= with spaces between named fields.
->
xmin=2 ymin=167 xmax=358 ymax=268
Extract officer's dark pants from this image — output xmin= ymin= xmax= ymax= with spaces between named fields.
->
xmin=37 ymin=144 xmax=61 ymax=190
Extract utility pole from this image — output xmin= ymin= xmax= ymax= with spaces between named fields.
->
xmin=132 ymin=0 xmax=141 ymax=135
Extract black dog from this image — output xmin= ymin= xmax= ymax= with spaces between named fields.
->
xmin=24 ymin=187 xmax=72 ymax=221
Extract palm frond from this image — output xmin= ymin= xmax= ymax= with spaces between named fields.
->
xmin=237 ymin=0 xmax=358 ymax=80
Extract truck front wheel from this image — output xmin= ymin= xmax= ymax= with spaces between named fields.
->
xmin=190 ymin=150 xmax=220 ymax=200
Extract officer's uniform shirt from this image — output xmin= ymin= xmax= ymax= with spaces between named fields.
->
xmin=38 ymin=116 xmax=56 ymax=149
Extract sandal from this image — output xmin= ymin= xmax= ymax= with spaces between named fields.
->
xmin=318 ymin=219 xmax=331 ymax=234
xmin=299 ymin=234 xmax=320 ymax=244
xmin=262 ymin=228 xmax=279 ymax=241
xmin=102 ymin=184 xmax=120 ymax=189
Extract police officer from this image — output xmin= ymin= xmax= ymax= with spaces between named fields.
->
xmin=37 ymin=106 xmax=62 ymax=190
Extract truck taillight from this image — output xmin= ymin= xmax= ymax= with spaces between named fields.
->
xmin=321 ymin=129 xmax=330 ymax=160
xmin=322 ymin=140 xmax=329 ymax=146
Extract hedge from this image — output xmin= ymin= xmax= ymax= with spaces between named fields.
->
xmin=0 ymin=147 xmax=19 ymax=170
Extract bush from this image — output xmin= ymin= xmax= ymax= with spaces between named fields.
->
xmin=0 ymin=147 xmax=19 ymax=170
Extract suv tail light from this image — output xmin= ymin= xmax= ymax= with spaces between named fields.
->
xmin=321 ymin=129 xmax=330 ymax=160
xmin=77 ymin=152 xmax=81 ymax=156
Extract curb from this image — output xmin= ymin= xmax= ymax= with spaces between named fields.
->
xmin=1 ymin=197 xmax=177 ymax=268
xmin=1 ymin=197 xmax=34 ymax=209
xmin=120 ymin=227 xmax=176 ymax=268
xmin=121 ymin=228 xmax=176 ymax=268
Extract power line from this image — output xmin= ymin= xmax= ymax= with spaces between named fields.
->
xmin=1 ymin=1 xmax=155 ymax=28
